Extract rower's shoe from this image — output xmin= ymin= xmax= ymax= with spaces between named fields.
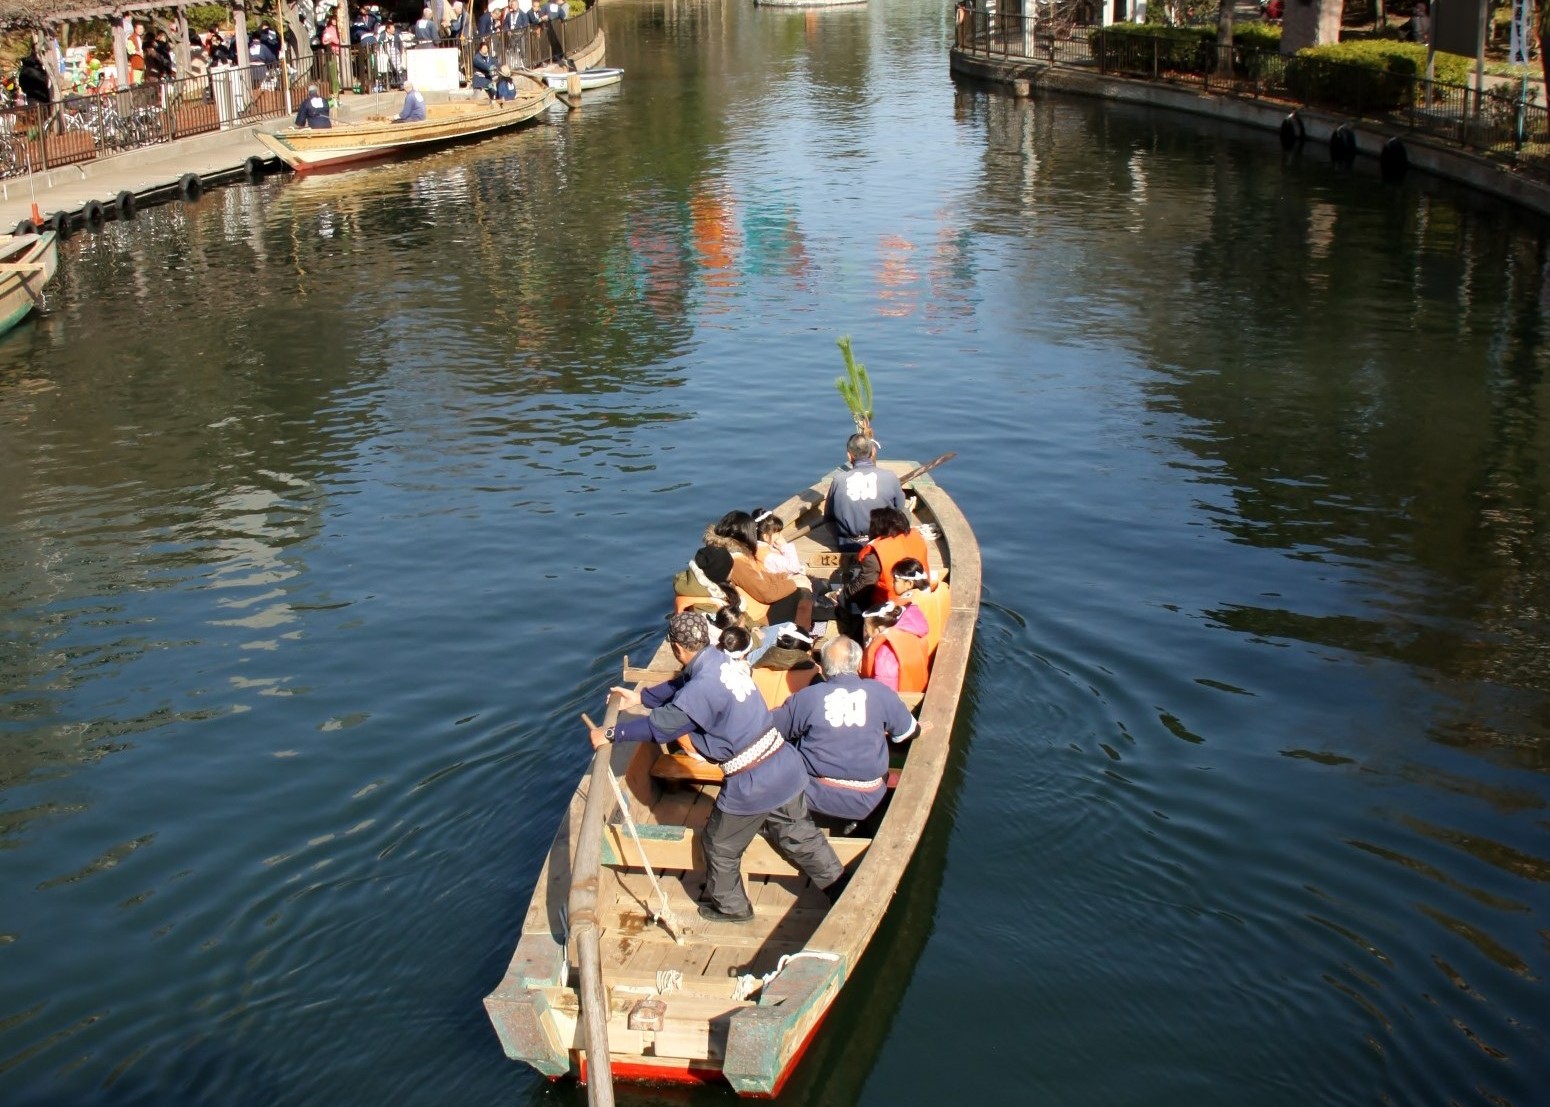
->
xmin=698 ymin=901 xmax=755 ymax=923
xmin=822 ymin=872 xmax=851 ymax=905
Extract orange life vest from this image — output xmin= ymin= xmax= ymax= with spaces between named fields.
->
xmin=899 ymin=582 xmax=951 ymax=657
xmin=857 ymin=530 xmax=931 ymax=605
xmin=861 ymin=627 xmax=929 ymax=694
xmin=751 ymin=663 xmax=819 ymax=709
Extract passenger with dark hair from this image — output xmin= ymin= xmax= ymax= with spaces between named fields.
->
xmin=858 ymin=602 xmax=929 ymax=694
xmin=892 ymin=558 xmax=950 ymax=658
xmin=836 ymin=504 xmax=930 ymax=613
xmin=701 ymin=510 xmax=814 ymax=629
xmin=750 ymin=626 xmax=820 ymax=709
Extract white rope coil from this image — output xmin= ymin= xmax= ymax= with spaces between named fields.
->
xmin=732 ymin=950 xmax=840 ymax=1001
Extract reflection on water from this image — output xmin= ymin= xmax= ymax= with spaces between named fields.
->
xmin=2 ymin=0 xmax=1550 ymax=1103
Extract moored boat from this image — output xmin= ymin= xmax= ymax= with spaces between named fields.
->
xmin=484 ymin=459 xmax=979 ymax=1096
xmin=256 ymin=86 xmax=553 ymax=175
xmin=542 ymin=66 xmax=624 ymax=90
xmin=0 ymin=231 xmax=59 ymax=336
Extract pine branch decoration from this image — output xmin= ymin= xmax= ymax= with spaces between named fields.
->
xmin=834 ymin=336 xmax=873 ymax=437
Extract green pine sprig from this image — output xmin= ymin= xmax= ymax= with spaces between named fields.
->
xmin=834 ymin=336 xmax=873 ymax=435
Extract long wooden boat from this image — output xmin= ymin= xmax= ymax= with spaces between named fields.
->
xmin=0 ymin=232 xmax=59 ymax=336
xmin=255 ymin=86 xmax=553 ymax=175
xmin=484 ymin=459 xmax=979 ymax=1096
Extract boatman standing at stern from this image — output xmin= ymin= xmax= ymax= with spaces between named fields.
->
xmin=294 ymin=83 xmax=332 ymax=128
xmin=824 ymin=433 xmax=907 ymax=552
xmin=774 ymin=636 xmax=917 ymax=829
xmin=589 ymin=612 xmax=847 ymax=922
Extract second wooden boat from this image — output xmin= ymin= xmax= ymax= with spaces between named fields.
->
xmin=542 ymin=66 xmax=624 ymax=90
xmin=256 ymin=86 xmax=553 ymax=175
xmin=0 ymin=231 xmax=59 ymax=336
xmin=484 ymin=459 xmax=979 ymax=1096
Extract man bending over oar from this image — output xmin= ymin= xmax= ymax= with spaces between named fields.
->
xmin=588 ymin=612 xmax=847 ymax=921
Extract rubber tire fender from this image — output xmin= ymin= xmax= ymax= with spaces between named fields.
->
xmin=115 ymin=190 xmax=137 ymax=218
xmin=1379 ymin=136 xmax=1408 ymax=183
xmin=44 ymin=210 xmax=71 ymax=239
xmin=178 ymin=172 xmax=203 ymax=201
xmin=244 ymin=155 xmax=266 ymax=181
xmin=1279 ymin=111 xmax=1305 ymax=151
xmin=14 ymin=218 xmax=37 ymax=236
xmin=81 ymin=199 xmax=106 ymax=225
xmin=1329 ymin=124 xmax=1357 ymax=165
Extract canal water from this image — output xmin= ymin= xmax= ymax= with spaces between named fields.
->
xmin=3 ymin=1 xmax=1549 ymax=1104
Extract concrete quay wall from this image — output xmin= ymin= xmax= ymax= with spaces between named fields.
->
xmin=949 ymin=49 xmax=1550 ymax=219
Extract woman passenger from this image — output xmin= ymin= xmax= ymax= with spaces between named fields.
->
xmin=858 ymin=603 xmax=929 ymax=694
xmin=702 ymin=510 xmax=814 ymax=630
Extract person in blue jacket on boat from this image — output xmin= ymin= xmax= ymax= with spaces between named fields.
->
xmin=393 ymin=81 xmax=427 ymax=122
xmin=774 ymin=636 xmax=917 ymax=829
xmin=294 ymin=83 xmax=332 ymax=128
xmin=824 ymin=433 xmax=907 ymax=551
xmin=588 ymin=612 xmax=846 ymax=922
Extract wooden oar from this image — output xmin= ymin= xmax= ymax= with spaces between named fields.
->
xmin=786 ymin=451 xmax=958 ymax=542
xmin=569 ymin=697 xmax=621 ymax=1107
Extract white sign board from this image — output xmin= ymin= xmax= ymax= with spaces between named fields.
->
xmin=405 ymin=47 xmax=462 ymax=92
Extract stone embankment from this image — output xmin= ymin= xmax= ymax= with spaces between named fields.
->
xmin=950 ymin=47 xmax=1550 ymax=218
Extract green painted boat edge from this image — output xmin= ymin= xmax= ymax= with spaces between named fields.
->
xmin=722 ymin=952 xmax=849 ymax=1094
xmin=483 ymin=932 xmax=569 ymax=1074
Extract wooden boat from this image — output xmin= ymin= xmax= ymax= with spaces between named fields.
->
xmin=542 ymin=66 xmax=624 ymax=91
xmin=255 ymin=86 xmax=553 ymax=175
xmin=0 ymin=232 xmax=59 ymax=336
xmin=484 ymin=459 xmax=979 ymax=1096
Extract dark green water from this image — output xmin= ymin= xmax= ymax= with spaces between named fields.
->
xmin=3 ymin=1 xmax=1549 ymax=1104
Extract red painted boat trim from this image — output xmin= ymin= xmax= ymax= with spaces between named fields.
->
xmin=554 ymin=1003 xmax=835 ymax=1097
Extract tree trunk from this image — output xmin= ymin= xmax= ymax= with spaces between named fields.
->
xmin=1216 ymin=0 xmax=1235 ymax=75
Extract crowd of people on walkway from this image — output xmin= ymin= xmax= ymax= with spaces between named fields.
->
xmin=585 ymin=434 xmax=954 ymax=923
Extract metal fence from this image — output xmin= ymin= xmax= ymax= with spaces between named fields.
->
xmin=955 ymin=15 xmax=1550 ymax=178
xmin=0 ymin=4 xmax=600 ymax=180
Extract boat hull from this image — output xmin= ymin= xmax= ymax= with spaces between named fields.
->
xmin=0 ymin=232 xmax=59 ymax=336
xmin=543 ymin=67 xmax=624 ymax=90
xmin=256 ymin=92 xmax=553 ymax=175
xmin=484 ymin=460 xmax=980 ymax=1096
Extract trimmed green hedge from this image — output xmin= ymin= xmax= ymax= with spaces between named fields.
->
xmin=1286 ymin=41 xmax=1471 ymax=110
xmin=1087 ymin=22 xmax=1282 ymax=78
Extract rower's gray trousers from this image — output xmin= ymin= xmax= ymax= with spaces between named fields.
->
xmin=702 ymin=793 xmax=843 ymax=913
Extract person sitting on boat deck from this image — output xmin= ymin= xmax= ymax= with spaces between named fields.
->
xmin=702 ymin=510 xmax=814 ymax=630
xmin=858 ymin=602 xmax=929 ymax=695
xmin=836 ymin=505 xmax=930 ymax=614
xmin=750 ymin=626 xmax=821 ymax=710
xmin=754 ymin=508 xmax=804 ymax=579
xmin=471 ymin=42 xmax=496 ymax=92
xmin=493 ymin=65 xmax=518 ymax=100
xmin=414 ymin=7 xmax=440 ymax=45
xmin=588 ymin=612 xmax=846 ymax=922
xmin=825 ymin=433 xmax=907 ymax=552
xmin=294 ymin=83 xmax=333 ymax=128
xmin=892 ymin=557 xmax=950 ymax=658
xmin=393 ymin=81 xmax=428 ymax=122
xmin=775 ymin=636 xmax=918 ymax=827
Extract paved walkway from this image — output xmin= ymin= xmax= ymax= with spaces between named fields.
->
xmin=0 ymin=123 xmax=277 ymax=233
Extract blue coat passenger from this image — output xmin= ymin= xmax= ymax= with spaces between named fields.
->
xmin=294 ymin=86 xmax=332 ymax=128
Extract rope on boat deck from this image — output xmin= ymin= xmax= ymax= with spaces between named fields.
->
xmin=731 ymin=950 xmax=840 ymax=1002
xmin=605 ymin=762 xmax=686 ymax=945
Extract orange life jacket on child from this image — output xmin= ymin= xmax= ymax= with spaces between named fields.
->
xmin=899 ymin=581 xmax=951 ymax=658
xmin=861 ymin=627 xmax=929 ymax=694
xmin=751 ymin=663 xmax=819 ymax=709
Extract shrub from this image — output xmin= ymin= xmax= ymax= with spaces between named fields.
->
xmin=1285 ymin=40 xmax=1470 ymax=110
xmin=1233 ymin=22 xmax=1282 ymax=50
xmin=1088 ymin=23 xmax=1213 ymax=73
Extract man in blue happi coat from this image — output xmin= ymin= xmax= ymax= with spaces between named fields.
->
xmin=589 ymin=612 xmax=844 ymax=922
xmin=774 ymin=637 xmax=917 ymax=827
xmin=824 ymin=433 xmax=907 ymax=551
